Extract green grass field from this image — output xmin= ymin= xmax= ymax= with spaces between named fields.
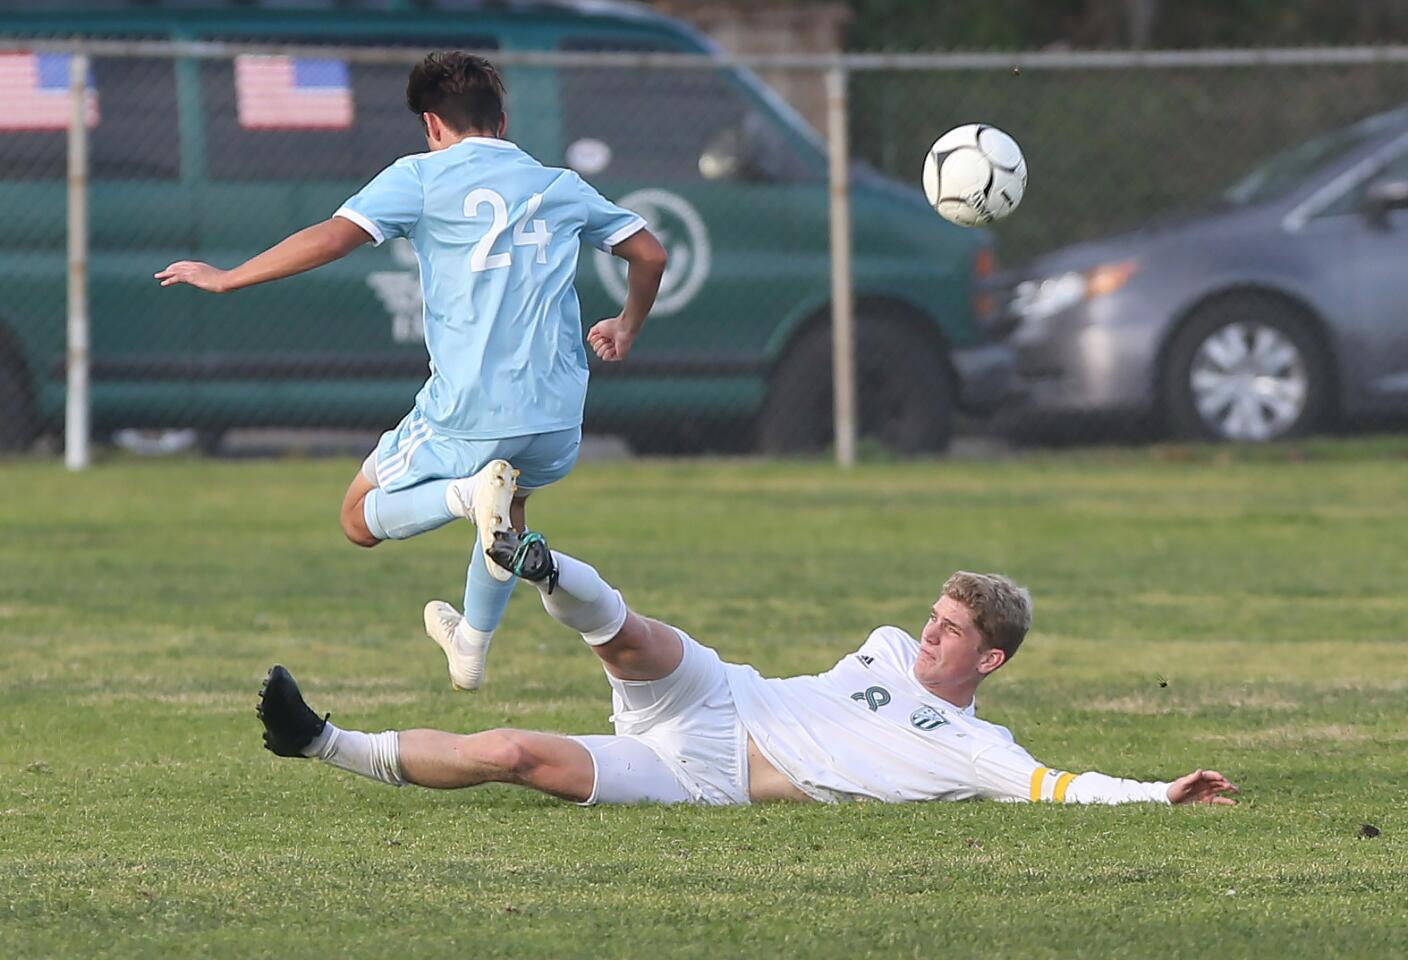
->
xmin=3 ymin=444 xmax=1406 ymax=958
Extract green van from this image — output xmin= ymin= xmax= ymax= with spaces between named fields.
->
xmin=0 ymin=0 xmax=1011 ymax=454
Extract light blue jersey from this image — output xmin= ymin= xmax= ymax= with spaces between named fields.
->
xmin=335 ymin=137 xmax=645 ymax=439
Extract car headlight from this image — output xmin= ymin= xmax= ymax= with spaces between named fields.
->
xmin=1011 ymin=260 xmax=1139 ymax=323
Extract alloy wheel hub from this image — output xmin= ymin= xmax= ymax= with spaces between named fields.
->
xmin=1189 ymin=321 xmax=1308 ymax=441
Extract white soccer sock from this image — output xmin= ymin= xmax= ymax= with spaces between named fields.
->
xmin=443 ymin=476 xmax=475 ymax=519
xmin=538 ymin=551 xmax=627 ymax=646
xmin=308 ymin=723 xmax=406 ymax=787
xmin=452 ymin=618 xmax=494 ymax=653
xmin=448 ymin=619 xmax=493 ymax=690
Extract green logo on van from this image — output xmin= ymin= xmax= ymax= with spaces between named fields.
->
xmin=594 ymin=189 xmax=710 ymax=315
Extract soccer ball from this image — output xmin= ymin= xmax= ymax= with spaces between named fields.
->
xmin=922 ymin=124 xmax=1027 ymax=227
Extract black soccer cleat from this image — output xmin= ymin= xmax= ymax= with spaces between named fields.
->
xmin=486 ymin=529 xmax=558 ymax=593
xmin=256 ymin=665 xmax=328 ymax=758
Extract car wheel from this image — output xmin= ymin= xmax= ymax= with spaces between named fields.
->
xmin=0 ymin=355 xmax=38 ymax=453
xmin=759 ymin=317 xmax=954 ymax=455
xmin=1165 ymin=295 xmax=1329 ymax=442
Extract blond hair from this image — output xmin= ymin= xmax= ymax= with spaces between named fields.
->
xmin=942 ymin=571 xmax=1033 ymax=660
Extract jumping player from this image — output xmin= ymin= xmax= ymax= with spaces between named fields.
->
xmin=256 ymin=531 xmax=1239 ymax=808
xmin=157 ymin=53 xmax=667 ymax=690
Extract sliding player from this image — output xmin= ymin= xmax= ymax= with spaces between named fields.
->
xmin=257 ymin=531 xmax=1238 ymax=808
xmin=157 ymin=53 xmax=667 ymax=690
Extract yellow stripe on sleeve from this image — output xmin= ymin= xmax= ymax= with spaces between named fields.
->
xmin=1028 ymin=766 xmax=1049 ymax=802
xmin=1052 ymin=771 xmax=1077 ymax=803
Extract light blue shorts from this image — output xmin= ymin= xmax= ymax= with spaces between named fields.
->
xmin=362 ymin=409 xmax=581 ymax=494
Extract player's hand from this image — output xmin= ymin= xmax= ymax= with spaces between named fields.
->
xmin=1166 ymin=769 xmax=1238 ymax=805
xmin=587 ymin=316 xmax=636 ymax=362
xmin=155 ymin=261 xmax=231 ymax=293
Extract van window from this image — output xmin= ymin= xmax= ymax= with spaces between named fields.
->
xmin=558 ymin=36 xmax=811 ymax=184
xmin=0 ymin=56 xmax=179 ymax=180
xmin=202 ymin=37 xmax=497 ymax=181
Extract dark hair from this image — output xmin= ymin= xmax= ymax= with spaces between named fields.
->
xmin=406 ymin=52 xmax=506 ymax=135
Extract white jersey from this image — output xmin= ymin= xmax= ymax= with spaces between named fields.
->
xmin=725 ymin=626 xmax=1171 ymax=805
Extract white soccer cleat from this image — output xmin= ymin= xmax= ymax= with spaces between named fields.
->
xmin=423 ymin=600 xmax=490 ymax=692
xmin=447 ymin=459 xmax=520 ymax=582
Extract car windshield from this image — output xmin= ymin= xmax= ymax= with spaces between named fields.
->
xmin=1223 ymin=108 xmax=1408 ymax=206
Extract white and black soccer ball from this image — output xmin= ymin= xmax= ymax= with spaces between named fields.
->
xmin=922 ymin=124 xmax=1027 ymax=227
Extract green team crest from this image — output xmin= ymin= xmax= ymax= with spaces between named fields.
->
xmin=910 ymin=706 xmax=948 ymax=731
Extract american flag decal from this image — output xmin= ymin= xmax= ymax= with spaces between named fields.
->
xmin=235 ymin=56 xmax=354 ymax=130
xmin=0 ymin=52 xmax=100 ymax=131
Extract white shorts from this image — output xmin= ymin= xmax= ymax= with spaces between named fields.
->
xmin=571 ymin=630 xmax=750 ymax=806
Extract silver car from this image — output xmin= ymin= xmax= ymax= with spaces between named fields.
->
xmin=1003 ymin=106 xmax=1408 ymax=442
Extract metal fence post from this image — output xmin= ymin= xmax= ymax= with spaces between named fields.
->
xmin=65 ymin=51 xmax=91 ymax=471
xmin=825 ymin=63 xmax=857 ymax=468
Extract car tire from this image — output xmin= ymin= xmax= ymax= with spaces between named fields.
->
xmin=1164 ymin=294 xmax=1329 ymax=442
xmin=0 ymin=354 xmax=38 ymax=453
xmin=758 ymin=316 xmax=954 ymax=455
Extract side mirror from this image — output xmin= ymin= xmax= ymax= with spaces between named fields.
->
xmin=699 ymin=125 xmax=752 ymax=182
xmin=1361 ymin=176 xmax=1408 ymax=228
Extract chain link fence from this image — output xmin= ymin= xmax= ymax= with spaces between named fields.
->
xmin=4 ymin=40 xmax=1408 ymax=463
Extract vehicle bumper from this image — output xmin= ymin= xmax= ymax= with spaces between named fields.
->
xmin=951 ymin=341 xmax=1017 ymax=414
xmin=1005 ymin=300 xmax=1160 ymax=417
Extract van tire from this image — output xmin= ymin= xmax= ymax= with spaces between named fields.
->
xmin=0 ymin=353 xmax=38 ymax=453
xmin=758 ymin=317 xmax=953 ymax=455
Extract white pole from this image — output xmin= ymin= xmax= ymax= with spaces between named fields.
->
xmin=825 ymin=64 xmax=857 ymax=468
xmin=65 ymin=52 xmax=91 ymax=471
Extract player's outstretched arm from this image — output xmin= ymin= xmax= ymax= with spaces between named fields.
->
xmin=154 ymin=217 xmax=371 ymax=293
xmin=976 ymin=745 xmax=1239 ymax=806
xmin=587 ymin=228 xmax=667 ymax=362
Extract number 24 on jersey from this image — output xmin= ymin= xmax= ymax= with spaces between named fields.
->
xmin=464 ymin=188 xmax=553 ymax=272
